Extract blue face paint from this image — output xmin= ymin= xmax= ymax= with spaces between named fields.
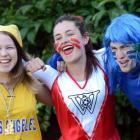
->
xmin=127 ymin=49 xmax=140 ymax=63
xmin=130 ymin=43 xmax=140 ymax=63
xmin=111 ymin=52 xmax=117 ymax=60
xmin=127 ymin=49 xmax=137 ymax=59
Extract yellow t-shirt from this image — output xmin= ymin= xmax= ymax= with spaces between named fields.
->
xmin=0 ymin=83 xmax=42 ymax=140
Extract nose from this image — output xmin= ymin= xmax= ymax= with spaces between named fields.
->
xmin=0 ymin=48 xmax=8 ymax=56
xmin=61 ymin=35 xmax=69 ymax=44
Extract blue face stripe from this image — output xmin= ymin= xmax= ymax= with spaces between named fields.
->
xmin=112 ymin=52 xmax=117 ymax=60
xmin=127 ymin=50 xmax=137 ymax=54
xmin=127 ymin=50 xmax=137 ymax=59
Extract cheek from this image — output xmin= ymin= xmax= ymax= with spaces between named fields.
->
xmin=14 ymin=51 xmax=18 ymax=63
xmin=54 ymin=42 xmax=62 ymax=52
xmin=111 ymin=51 xmax=117 ymax=60
xmin=54 ymin=37 xmax=81 ymax=53
xmin=128 ymin=59 xmax=136 ymax=70
xmin=70 ymin=37 xmax=81 ymax=49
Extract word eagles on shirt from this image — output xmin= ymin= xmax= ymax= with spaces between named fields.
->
xmin=0 ymin=118 xmax=36 ymax=134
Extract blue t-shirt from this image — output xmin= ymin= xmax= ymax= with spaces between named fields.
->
xmin=118 ymin=64 xmax=140 ymax=112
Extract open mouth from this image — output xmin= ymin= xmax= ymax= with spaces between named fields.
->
xmin=62 ymin=45 xmax=74 ymax=55
xmin=118 ymin=60 xmax=129 ymax=67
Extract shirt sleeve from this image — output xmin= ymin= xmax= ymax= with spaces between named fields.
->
xmin=33 ymin=65 xmax=58 ymax=90
xmin=93 ymin=48 xmax=106 ymax=69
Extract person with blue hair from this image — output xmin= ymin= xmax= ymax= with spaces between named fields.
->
xmin=103 ymin=13 xmax=140 ymax=112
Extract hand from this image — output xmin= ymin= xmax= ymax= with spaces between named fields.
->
xmin=48 ymin=52 xmax=63 ymax=69
xmin=57 ymin=61 xmax=66 ymax=73
xmin=25 ymin=57 xmax=46 ymax=73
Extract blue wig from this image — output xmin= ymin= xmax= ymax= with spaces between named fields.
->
xmin=104 ymin=13 xmax=140 ymax=46
xmin=103 ymin=13 xmax=140 ymax=92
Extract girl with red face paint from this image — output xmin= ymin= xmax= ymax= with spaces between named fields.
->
xmin=25 ymin=15 xmax=120 ymax=140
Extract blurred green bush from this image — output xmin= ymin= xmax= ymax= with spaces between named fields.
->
xmin=0 ymin=0 xmax=139 ymax=139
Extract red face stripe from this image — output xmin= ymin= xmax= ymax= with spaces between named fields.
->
xmin=54 ymin=37 xmax=81 ymax=53
xmin=72 ymin=42 xmax=80 ymax=49
xmin=70 ymin=37 xmax=80 ymax=43
xmin=70 ymin=37 xmax=81 ymax=49
xmin=54 ymin=42 xmax=62 ymax=52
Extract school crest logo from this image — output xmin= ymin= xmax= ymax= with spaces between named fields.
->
xmin=68 ymin=90 xmax=100 ymax=115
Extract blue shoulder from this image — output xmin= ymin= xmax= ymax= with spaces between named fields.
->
xmin=47 ymin=52 xmax=63 ymax=70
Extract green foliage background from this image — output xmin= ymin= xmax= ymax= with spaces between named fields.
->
xmin=0 ymin=0 xmax=140 ymax=139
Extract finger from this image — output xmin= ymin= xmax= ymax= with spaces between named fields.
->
xmin=64 ymin=63 xmax=67 ymax=72
xmin=31 ymin=58 xmax=45 ymax=70
xmin=25 ymin=61 xmax=36 ymax=73
xmin=35 ymin=57 xmax=45 ymax=67
xmin=25 ymin=58 xmax=44 ymax=72
xmin=59 ymin=61 xmax=64 ymax=72
xmin=42 ymin=65 xmax=46 ymax=71
xmin=57 ymin=61 xmax=61 ymax=72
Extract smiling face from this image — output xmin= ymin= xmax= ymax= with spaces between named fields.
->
xmin=0 ymin=33 xmax=18 ymax=74
xmin=53 ymin=20 xmax=89 ymax=64
xmin=110 ymin=42 xmax=136 ymax=72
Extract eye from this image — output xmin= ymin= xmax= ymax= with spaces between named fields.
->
xmin=7 ymin=46 xmax=15 ymax=49
xmin=111 ymin=47 xmax=117 ymax=52
xmin=122 ymin=45 xmax=131 ymax=51
xmin=66 ymin=30 xmax=75 ymax=37
xmin=67 ymin=33 xmax=74 ymax=36
xmin=55 ymin=36 xmax=62 ymax=41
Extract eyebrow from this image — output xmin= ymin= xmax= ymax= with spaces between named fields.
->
xmin=65 ymin=30 xmax=73 ymax=33
xmin=110 ymin=44 xmax=129 ymax=48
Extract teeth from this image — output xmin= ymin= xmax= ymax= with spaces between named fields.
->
xmin=0 ymin=60 xmax=10 ymax=63
xmin=62 ymin=46 xmax=73 ymax=51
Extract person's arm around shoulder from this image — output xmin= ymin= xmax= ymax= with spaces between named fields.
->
xmin=25 ymin=57 xmax=58 ymax=90
xmin=36 ymin=84 xmax=53 ymax=106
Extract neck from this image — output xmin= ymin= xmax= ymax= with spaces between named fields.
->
xmin=0 ymin=73 xmax=16 ymax=90
xmin=66 ymin=55 xmax=87 ymax=81
xmin=0 ymin=73 xmax=10 ymax=84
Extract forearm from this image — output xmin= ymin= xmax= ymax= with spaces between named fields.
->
xmin=33 ymin=65 xmax=58 ymax=89
xmin=36 ymin=85 xmax=53 ymax=106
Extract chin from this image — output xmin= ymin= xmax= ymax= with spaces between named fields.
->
xmin=120 ymin=68 xmax=131 ymax=73
xmin=0 ymin=67 xmax=13 ymax=73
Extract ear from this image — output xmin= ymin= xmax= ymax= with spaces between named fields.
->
xmin=83 ymin=32 xmax=90 ymax=45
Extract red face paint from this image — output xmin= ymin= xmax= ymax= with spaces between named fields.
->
xmin=54 ymin=37 xmax=81 ymax=53
xmin=54 ymin=42 xmax=62 ymax=52
xmin=70 ymin=37 xmax=81 ymax=49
